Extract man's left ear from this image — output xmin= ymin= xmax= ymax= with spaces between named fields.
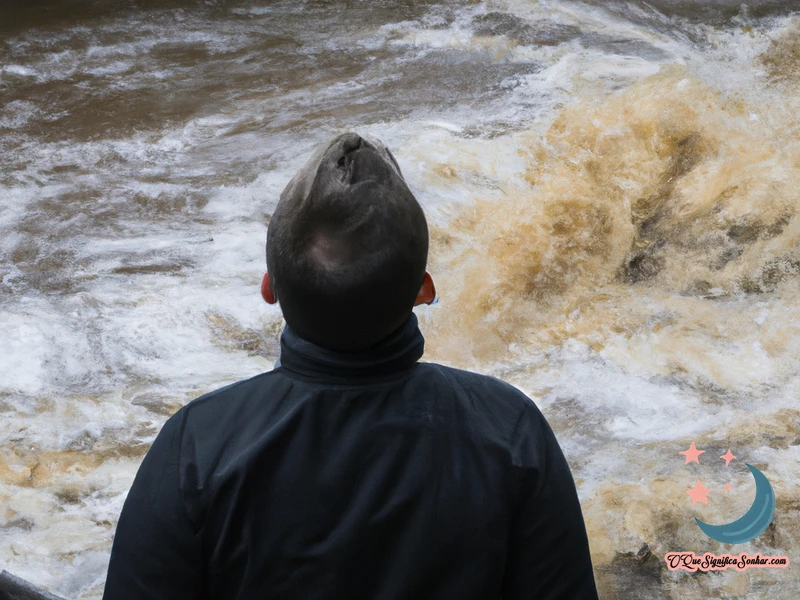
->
xmin=414 ymin=272 xmax=437 ymax=306
xmin=261 ymin=273 xmax=277 ymax=304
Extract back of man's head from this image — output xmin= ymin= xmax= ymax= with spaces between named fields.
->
xmin=266 ymin=132 xmax=429 ymax=351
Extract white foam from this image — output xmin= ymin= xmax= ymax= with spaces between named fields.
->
xmin=85 ymin=61 xmax=134 ymax=76
xmin=0 ymin=100 xmax=39 ymax=129
xmin=3 ymin=3 xmax=800 ymax=598
xmin=3 ymin=65 xmax=37 ymax=77
xmin=231 ymin=6 xmax=276 ymax=16
xmin=422 ymin=120 xmax=464 ymax=133
xmin=0 ymin=311 xmax=50 ymax=396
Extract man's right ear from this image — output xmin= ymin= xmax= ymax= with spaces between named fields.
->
xmin=261 ymin=273 xmax=277 ymax=304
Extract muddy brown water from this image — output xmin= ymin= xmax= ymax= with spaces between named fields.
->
xmin=2 ymin=1 xmax=800 ymax=597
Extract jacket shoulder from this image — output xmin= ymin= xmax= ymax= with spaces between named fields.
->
xmin=169 ymin=370 xmax=283 ymax=431
xmin=414 ymin=363 xmax=549 ymax=456
xmin=189 ymin=370 xmax=277 ymax=406
xmin=416 ymin=362 xmax=539 ymax=412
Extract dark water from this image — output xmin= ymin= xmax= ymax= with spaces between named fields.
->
xmin=2 ymin=0 xmax=800 ymax=598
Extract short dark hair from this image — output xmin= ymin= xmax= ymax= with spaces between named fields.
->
xmin=266 ymin=133 xmax=429 ymax=350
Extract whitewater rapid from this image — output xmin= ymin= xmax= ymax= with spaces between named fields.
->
xmin=2 ymin=1 xmax=799 ymax=597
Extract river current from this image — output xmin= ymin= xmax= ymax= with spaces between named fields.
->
xmin=2 ymin=0 xmax=800 ymax=597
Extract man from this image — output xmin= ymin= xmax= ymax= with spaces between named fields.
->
xmin=103 ymin=133 xmax=599 ymax=599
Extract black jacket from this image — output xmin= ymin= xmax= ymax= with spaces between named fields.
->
xmin=103 ymin=314 xmax=598 ymax=599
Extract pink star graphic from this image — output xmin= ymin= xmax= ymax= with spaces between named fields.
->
xmin=687 ymin=480 xmax=711 ymax=504
xmin=720 ymin=449 xmax=736 ymax=467
xmin=724 ymin=483 xmax=732 ymax=492
xmin=679 ymin=442 xmax=705 ymax=464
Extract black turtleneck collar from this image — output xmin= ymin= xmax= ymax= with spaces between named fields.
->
xmin=277 ymin=313 xmax=425 ymax=382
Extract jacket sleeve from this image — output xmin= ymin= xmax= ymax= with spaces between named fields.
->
xmin=103 ymin=409 xmax=206 ymax=600
xmin=501 ymin=404 xmax=599 ymax=600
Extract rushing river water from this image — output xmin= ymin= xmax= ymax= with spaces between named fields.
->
xmin=2 ymin=0 xmax=800 ymax=597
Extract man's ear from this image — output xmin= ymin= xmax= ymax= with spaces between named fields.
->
xmin=414 ymin=272 xmax=436 ymax=306
xmin=261 ymin=273 xmax=277 ymax=304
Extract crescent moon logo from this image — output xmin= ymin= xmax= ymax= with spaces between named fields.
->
xmin=695 ymin=464 xmax=776 ymax=544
